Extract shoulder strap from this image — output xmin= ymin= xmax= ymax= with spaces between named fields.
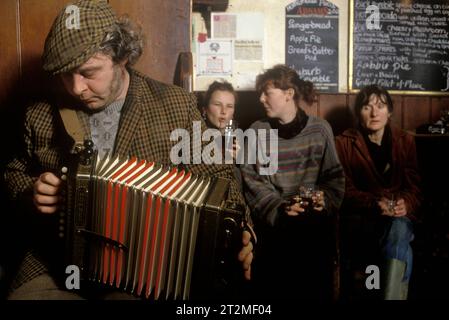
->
xmin=58 ymin=108 xmax=85 ymax=150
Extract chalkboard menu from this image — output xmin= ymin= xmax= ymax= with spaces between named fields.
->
xmin=286 ymin=0 xmax=339 ymax=93
xmin=351 ymin=0 xmax=449 ymax=93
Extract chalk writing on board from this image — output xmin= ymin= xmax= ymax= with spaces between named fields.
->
xmin=286 ymin=0 xmax=339 ymax=93
xmin=352 ymin=0 xmax=449 ymax=93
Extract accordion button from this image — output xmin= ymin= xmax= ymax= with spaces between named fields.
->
xmin=61 ymin=167 xmax=68 ymax=174
xmin=60 ymin=212 xmax=65 ymax=217
xmin=58 ymin=232 xmax=64 ymax=238
xmin=59 ymin=219 xmax=65 ymax=224
xmin=84 ymin=140 xmax=94 ymax=148
xmin=61 ymin=175 xmax=67 ymax=181
xmin=59 ymin=226 xmax=64 ymax=231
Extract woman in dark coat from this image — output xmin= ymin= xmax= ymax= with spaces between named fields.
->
xmin=336 ymin=85 xmax=422 ymax=300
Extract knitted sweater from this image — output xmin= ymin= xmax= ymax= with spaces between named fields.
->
xmin=240 ymin=116 xmax=345 ymax=227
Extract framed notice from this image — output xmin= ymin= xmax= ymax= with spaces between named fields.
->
xmin=197 ymin=40 xmax=233 ymax=76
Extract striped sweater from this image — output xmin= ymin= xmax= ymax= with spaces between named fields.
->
xmin=240 ymin=116 xmax=345 ymax=227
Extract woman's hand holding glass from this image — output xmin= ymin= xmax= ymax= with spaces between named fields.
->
xmin=285 ymin=186 xmax=325 ymax=216
xmin=378 ymin=194 xmax=407 ymax=217
xmin=311 ymin=190 xmax=325 ymax=212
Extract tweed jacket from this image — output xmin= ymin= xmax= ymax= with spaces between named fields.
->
xmin=335 ymin=126 xmax=422 ymax=222
xmin=4 ymin=68 xmax=247 ymax=288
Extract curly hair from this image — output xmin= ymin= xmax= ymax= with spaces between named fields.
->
xmin=255 ymin=64 xmax=316 ymax=106
xmin=99 ymin=15 xmax=144 ymax=66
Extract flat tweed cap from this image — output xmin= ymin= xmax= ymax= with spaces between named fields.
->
xmin=42 ymin=0 xmax=117 ymax=75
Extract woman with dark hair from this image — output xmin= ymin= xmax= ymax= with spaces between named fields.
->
xmin=240 ymin=65 xmax=345 ymax=300
xmin=201 ymin=81 xmax=256 ymax=298
xmin=202 ymin=81 xmax=237 ymax=131
xmin=202 ymin=81 xmax=242 ymax=186
xmin=335 ymin=85 xmax=422 ymax=300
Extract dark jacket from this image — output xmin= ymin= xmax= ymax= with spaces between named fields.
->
xmin=335 ymin=126 xmax=422 ymax=222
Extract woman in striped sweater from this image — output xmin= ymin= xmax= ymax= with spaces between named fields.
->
xmin=241 ymin=64 xmax=345 ymax=300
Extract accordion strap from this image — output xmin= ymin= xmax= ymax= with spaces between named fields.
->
xmin=59 ymin=107 xmax=85 ymax=151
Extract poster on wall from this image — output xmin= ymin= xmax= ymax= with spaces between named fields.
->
xmin=212 ymin=12 xmax=265 ymax=62
xmin=234 ymin=40 xmax=263 ymax=61
xmin=193 ymin=11 xmax=265 ymax=90
xmin=285 ymin=0 xmax=339 ymax=93
xmin=212 ymin=13 xmax=264 ymax=41
xmin=212 ymin=14 xmax=237 ymax=39
xmin=197 ymin=39 xmax=233 ymax=76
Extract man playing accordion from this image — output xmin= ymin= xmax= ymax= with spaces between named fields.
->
xmin=4 ymin=0 xmax=253 ymax=300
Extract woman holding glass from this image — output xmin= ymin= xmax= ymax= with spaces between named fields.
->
xmin=335 ymin=85 xmax=422 ymax=300
xmin=202 ymin=80 xmax=242 ymax=187
xmin=201 ymin=80 xmax=256 ymax=297
xmin=240 ymin=65 xmax=345 ymax=300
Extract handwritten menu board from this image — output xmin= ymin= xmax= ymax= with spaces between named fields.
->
xmin=351 ymin=0 xmax=449 ymax=93
xmin=286 ymin=0 xmax=339 ymax=93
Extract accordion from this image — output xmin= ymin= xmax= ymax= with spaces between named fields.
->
xmin=59 ymin=144 xmax=244 ymax=300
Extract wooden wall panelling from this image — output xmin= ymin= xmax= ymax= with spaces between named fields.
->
xmin=235 ymin=91 xmax=265 ymax=130
xmin=390 ymin=95 xmax=403 ymax=129
xmin=318 ymin=94 xmax=351 ymax=136
xmin=109 ymin=0 xmax=191 ymax=84
xmin=19 ymin=0 xmax=68 ymax=99
xmin=347 ymin=94 xmax=356 ymax=112
xmin=0 ymin=0 xmax=21 ymax=162
xmin=0 ymin=0 xmax=20 ymax=107
xmin=402 ymin=96 xmax=431 ymax=130
xmin=440 ymin=97 xmax=449 ymax=109
xmin=431 ymin=97 xmax=449 ymax=123
xmin=303 ymin=99 xmax=318 ymax=118
xmin=318 ymin=94 xmax=348 ymax=118
xmin=431 ymin=97 xmax=441 ymax=123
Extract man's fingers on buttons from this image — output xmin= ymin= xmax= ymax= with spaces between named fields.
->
xmin=40 ymin=172 xmax=62 ymax=187
xmin=34 ymin=194 xmax=59 ymax=205
xmin=35 ymin=182 xmax=59 ymax=196
xmin=36 ymin=205 xmax=58 ymax=214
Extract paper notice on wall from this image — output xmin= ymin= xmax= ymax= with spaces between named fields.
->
xmin=235 ymin=73 xmax=259 ymax=90
xmin=197 ymin=40 xmax=233 ymax=76
xmin=234 ymin=40 xmax=263 ymax=61
xmin=235 ymin=13 xmax=264 ymax=40
xmin=195 ymin=12 xmax=265 ymax=90
xmin=212 ymin=13 xmax=264 ymax=40
xmin=212 ymin=14 xmax=237 ymax=39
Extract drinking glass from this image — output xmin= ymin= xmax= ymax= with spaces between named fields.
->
xmin=386 ymin=193 xmax=397 ymax=215
xmin=298 ymin=185 xmax=316 ymax=213
xmin=222 ymin=119 xmax=238 ymax=161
